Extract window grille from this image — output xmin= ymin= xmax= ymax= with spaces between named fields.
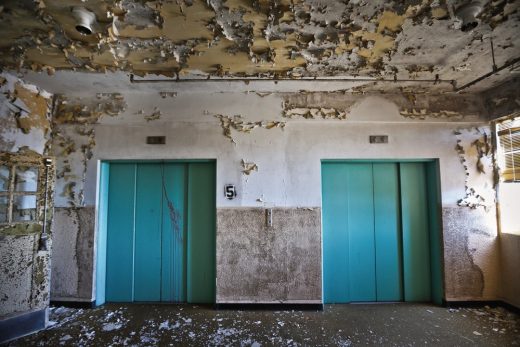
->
xmin=0 ymin=164 xmax=39 ymax=224
xmin=497 ymin=115 xmax=520 ymax=182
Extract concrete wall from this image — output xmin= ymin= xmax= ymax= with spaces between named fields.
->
xmin=0 ymin=73 xmax=54 ymax=327
xmin=50 ymin=207 xmax=95 ymax=302
xmin=217 ymin=208 xmax=321 ymax=303
xmin=47 ymin=86 xmax=501 ymax=304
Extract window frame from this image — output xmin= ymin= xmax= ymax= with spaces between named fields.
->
xmin=495 ymin=113 xmax=520 ymax=183
xmin=0 ymin=163 xmax=40 ymax=224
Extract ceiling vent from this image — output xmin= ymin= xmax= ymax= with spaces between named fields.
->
xmin=72 ymin=7 xmax=96 ymax=35
xmin=455 ymin=1 xmax=484 ymax=32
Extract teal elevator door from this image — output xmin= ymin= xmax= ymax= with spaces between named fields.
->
xmin=323 ymin=161 xmax=439 ymax=303
xmin=105 ymin=161 xmax=215 ymax=303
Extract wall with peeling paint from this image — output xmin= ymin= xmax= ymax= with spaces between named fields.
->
xmin=44 ymin=87 xmax=504 ymax=304
xmin=0 ymin=73 xmax=53 ymax=155
xmin=0 ymin=73 xmax=55 ymax=331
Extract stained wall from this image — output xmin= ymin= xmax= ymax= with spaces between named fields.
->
xmin=0 ymin=73 xmax=54 ymax=325
xmin=45 ymin=84 xmax=501 ymax=304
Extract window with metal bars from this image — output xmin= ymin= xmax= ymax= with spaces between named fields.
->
xmin=497 ymin=115 xmax=520 ymax=182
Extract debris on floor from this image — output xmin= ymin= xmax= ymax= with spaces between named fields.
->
xmin=7 ymin=303 xmax=520 ymax=346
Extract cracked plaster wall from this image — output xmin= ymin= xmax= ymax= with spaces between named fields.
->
xmin=0 ymin=73 xmax=53 ymax=155
xmin=0 ymin=74 xmax=54 ymax=322
xmin=48 ymin=87 xmax=501 ymax=303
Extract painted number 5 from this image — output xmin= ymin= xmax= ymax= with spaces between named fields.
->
xmin=224 ymin=184 xmax=236 ymax=200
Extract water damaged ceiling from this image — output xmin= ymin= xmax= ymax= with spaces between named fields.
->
xmin=0 ymin=0 xmax=519 ymax=92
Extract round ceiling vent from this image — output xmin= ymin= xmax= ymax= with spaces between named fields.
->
xmin=71 ymin=7 xmax=96 ymax=35
xmin=455 ymin=1 xmax=484 ymax=32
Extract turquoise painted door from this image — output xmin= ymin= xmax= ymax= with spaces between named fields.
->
xmin=105 ymin=162 xmax=215 ymax=303
xmin=323 ymin=161 xmax=438 ymax=303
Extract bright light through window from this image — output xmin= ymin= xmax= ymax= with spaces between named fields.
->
xmin=496 ymin=114 xmax=520 ymax=235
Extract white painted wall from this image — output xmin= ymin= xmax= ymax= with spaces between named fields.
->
xmin=54 ymin=92 xmax=486 ymax=209
xmin=48 ymin=88 xmax=503 ymax=303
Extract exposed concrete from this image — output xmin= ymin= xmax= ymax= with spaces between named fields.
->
xmin=217 ymin=208 xmax=321 ymax=303
xmin=51 ymin=207 xmax=95 ymax=302
xmin=483 ymin=78 xmax=520 ymax=121
xmin=50 ymin=209 xmax=78 ymax=298
xmin=8 ymin=303 xmax=520 ymax=346
xmin=443 ymin=207 xmax=499 ymax=301
xmin=499 ymin=233 xmax=520 ymax=308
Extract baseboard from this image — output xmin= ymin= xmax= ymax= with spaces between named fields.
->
xmin=50 ymin=300 xmax=96 ymax=309
xmin=0 ymin=308 xmax=47 ymax=344
xmin=444 ymin=300 xmax=520 ymax=314
xmin=215 ymin=303 xmax=323 ymax=311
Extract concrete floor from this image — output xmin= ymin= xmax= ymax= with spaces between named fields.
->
xmin=7 ymin=303 xmax=520 ymax=346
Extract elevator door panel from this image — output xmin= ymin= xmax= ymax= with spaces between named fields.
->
xmin=105 ymin=162 xmax=215 ymax=303
xmin=322 ymin=161 xmax=434 ymax=303
xmin=347 ymin=164 xmax=376 ymax=302
xmin=373 ymin=163 xmax=403 ymax=301
xmin=400 ymin=163 xmax=431 ymax=302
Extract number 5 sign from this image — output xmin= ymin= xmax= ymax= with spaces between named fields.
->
xmin=224 ymin=184 xmax=237 ymax=200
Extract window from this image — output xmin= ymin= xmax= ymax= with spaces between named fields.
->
xmin=0 ymin=164 xmax=39 ymax=224
xmin=496 ymin=114 xmax=520 ymax=235
xmin=496 ymin=115 xmax=520 ymax=182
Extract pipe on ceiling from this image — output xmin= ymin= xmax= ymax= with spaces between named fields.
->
xmin=129 ymin=74 xmax=455 ymax=86
xmin=454 ymin=56 xmax=520 ymax=92
xmin=129 ymin=55 xmax=520 ymax=92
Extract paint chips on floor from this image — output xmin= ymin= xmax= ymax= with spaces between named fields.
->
xmin=7 ymin=303 xmax=520 ymax=346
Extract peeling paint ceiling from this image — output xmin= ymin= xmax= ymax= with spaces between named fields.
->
xmin=0 ymin=0 xmax=519 ymax=92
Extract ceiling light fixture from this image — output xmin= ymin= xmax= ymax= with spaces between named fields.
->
xmin=71 ymin=7 xmax=97 ymax=35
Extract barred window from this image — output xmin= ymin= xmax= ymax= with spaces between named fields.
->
xmin=497 ymin=115 xmax=520 ymax=182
